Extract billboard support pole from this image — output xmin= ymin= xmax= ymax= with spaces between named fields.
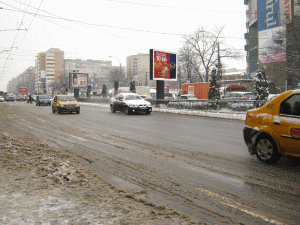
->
xmin=156 ymin=80 xmax=164 ymax=99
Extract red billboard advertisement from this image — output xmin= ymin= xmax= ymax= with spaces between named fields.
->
xmin=19 ymin=87 xmax=28 ymax=94
xmin=150 ymin=49 xmax=177 ymax=81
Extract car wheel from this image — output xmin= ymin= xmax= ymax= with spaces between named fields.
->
xmin=76 ymin=109 xmax=80 ymax=114
xmin=110 ymin=104 xmax=116 ymax=113
xmin=256 ymin=135 xmax=281 ymax=164
xmin=52 ymin=107 xmax=55 ymax=113
xmin=124 ymin=107 xmax=130 ymax=115
xmin=58 ymin=108 xmax=61 ymax=114
xmin=146 ymin=111 xmax=151 ymax=115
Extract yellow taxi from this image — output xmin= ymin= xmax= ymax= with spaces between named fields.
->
xmin=243 ymin=89 xmax=300 ymax=163
xmin=52 ymin=94 xmax=80 ymax=114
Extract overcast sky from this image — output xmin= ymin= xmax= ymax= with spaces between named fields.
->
xmin=0 ymin=0 xmax=247 ymax=92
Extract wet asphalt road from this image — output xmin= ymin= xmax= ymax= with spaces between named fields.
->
xmin=5 ymin=101 xmax=300 ymax=224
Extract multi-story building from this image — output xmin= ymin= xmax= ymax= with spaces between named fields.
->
xmin=126 ymin=53 xmax=154 ymax=87
xmin=7 ymin=66 xmax=35 ymax=95
xmin=244 ymin=0 xmax=300 ymax=91
xmin=35 ymin=48 xmax=64 ymax=94
xmin=64 ymin=59 xmax=113 ymax=91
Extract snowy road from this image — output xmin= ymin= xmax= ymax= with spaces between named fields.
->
xmin=9 ymin=101 xmax=300 ymax=224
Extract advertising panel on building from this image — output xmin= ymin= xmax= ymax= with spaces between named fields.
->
xmin=70 ymin=73 xmax=88 ymax=88
xmin=150 ymin=49 xmax=177 ymax=81
xmin=257 ymin=0 xmax=292 ymax=64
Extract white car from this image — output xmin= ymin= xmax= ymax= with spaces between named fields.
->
xmin=178 ymin=94 xmax=198 ymax=100
xmin=110 ymin=93 xmax=152 ymax=115
xmin=0 ymin=96 xmax=4 ymax=102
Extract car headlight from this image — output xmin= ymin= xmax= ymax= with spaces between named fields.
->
xmin=75 ymin=104 xmax=80 ymax=107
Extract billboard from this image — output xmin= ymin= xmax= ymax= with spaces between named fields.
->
xmin=70 ymin=73 xmax=88 ymax=88
xmin=257 ymin=0 xmax=292 ymax=32
xmin=150 ymin=49 xmax=177 ymax=81
xmin=259 ymin=25 xmax=286 ymax=63
xmin=19 ymin=87 xmax=28 ymax=94
xmin=257 ymin=0 xmax=292 ymax=64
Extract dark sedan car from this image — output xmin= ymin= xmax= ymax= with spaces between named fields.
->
xmin=110 ymin=93 xmax=152 ymax=115
xmin=36 ymin=95 xmax=51 ymax=106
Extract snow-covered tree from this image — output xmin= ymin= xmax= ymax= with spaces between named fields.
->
xmin=208 ymin=68 xmax=220 ymax=100
xmin=208 ymin=68 xmax=221 ymax=109
xmin=253 ymin=66 xmax=269 ymax=101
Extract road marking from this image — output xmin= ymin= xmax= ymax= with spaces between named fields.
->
xmin=37 ymin=118 xmax=45 ymax=122
xmin=197 ymin=188 xmax=284 ymax=225
xmin=67 ymin=133 xmax=87 ymax=141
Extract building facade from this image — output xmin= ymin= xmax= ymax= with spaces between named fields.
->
xmin=64 ymin=59 xmax=113 ymax=91
xmin=244 ymin=0 xmax=300 ymax=91
xmin=126 ymin=53 xmax=154 ymax=87
xmin=35 ymin=48 xmax=64 ymax=94
xmin=7 ymin=66 xmax=35 ymax=95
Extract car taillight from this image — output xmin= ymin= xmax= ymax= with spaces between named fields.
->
xmin=243 ymin=98 xmax=249 ymax=100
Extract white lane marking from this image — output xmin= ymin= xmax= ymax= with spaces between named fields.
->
xmin=37 ymin=118 xmax=45 ymax=122
xmin=198 ymin=188 xmax=284 ymax=225
xmin=67 ymin=133 xmax=87 ymax=141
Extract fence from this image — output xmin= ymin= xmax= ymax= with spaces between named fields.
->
xmin=150 ymin=99 xmax=268 ymax=111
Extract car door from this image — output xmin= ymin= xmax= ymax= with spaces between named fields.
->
xmin=272 ymin=94 xmax=300 ymax=157
xmin=114 ymin=94 xmax=123 ymax=111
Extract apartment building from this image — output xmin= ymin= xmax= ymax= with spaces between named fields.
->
xmin=7 ymin=66 xmax=35 ymax=94
xmin=35 ymin=48 xmax=64 ymax=94
xmin=126 ymin=53 xmax=154 ymax=86
xmin=64 ymin=59 xmax=112 ymax=90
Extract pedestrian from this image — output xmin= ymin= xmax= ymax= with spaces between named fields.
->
xmin=27 ymin=94 xmax=32 ymax=104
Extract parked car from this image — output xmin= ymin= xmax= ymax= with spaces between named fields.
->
xmin=221 ymin=92 xmax=255 ymax=102
xmin=110 ymin=93 xmax=152 ymax=115
xmin=16 ymin=94 xmax=26 ymax=101
xmin=36 ymin=95 xmax=52 ymax=106
xmin=4 ymin=94 xmax=14 ymax=101
xmin=164 ymin=92 xmax=174 ymax=100
xmin=268 ymin=94 xmax=279 ymax=101
xmin=243 ymin=89 xmax=300 ymax=163
xmin=178 ymin=94 xmax=197 ymax=100
xmin=52 ymin=95 xmax=80 ymax=114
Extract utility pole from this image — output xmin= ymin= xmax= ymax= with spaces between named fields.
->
xmin=216 ymin=42 xmax=223 ymax=80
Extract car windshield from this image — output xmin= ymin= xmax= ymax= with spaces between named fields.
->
xmin=58 ymin=96 xmax=76 ymax=101
xmin=39 ymin=95 xmax=51 ymax=99
xmin=124 ymin=95 xmax=142 ymax=100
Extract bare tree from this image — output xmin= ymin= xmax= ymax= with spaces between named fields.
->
xmin=109 ymin=66 xmax=125 ymax=87
xmin=181 ymin=26 xmax=242 ymax=82
xmin=178 ymin=42 xmax=204 ymax=83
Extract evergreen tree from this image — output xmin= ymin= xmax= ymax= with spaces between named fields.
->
xmin=130 ymin=80 xmax=136 ymax=93
xmin=208 ymin=68 xmax=221 ymax=109
xmin=101 ymin=84 xmax=107 ymax=98
xmin=253 ymin=66 xmax=269 ymax=101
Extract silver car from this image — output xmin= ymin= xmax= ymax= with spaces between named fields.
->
xmin=221 ymin=92 xmax=255 ymax=102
